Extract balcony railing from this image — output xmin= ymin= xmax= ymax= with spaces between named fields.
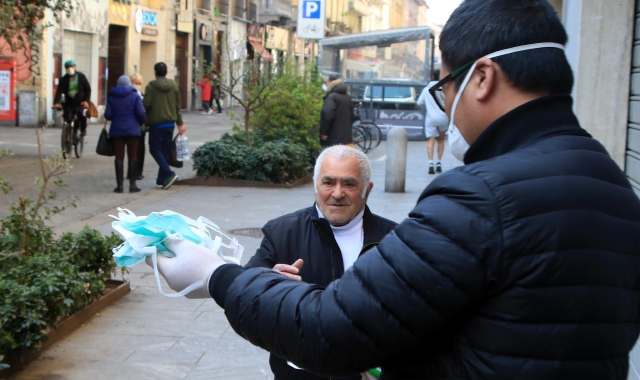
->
xmin=217 ymin=0 xmax=229 ymax=15
xmin=248 ymin=2 xmax=257 ymax=20
xmin=234 ymin=0 xmax=245 ymax=17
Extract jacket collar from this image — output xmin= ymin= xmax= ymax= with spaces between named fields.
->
xmin=311 ymin=204 xmax=379 ymax=243
xmin=464 ymin=95 xmax=591 ymax=165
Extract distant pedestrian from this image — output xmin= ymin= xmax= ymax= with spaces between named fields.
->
xmin=417 ymin=81 xmax=449 ymax=174
xmin=210 ymin=70 xmax=222 ymax=114
xmin=104 ymin=75 xmax=146 ymax=193
xmin=196 ymin=75 xmax=213 ymax=115
xmin=143 ymin=62 xmax=186 ymax=190
xmin=320 ymin=75 xmax=354 ymax=147
xmin=129 ymin=72 xmax=146 ymax=180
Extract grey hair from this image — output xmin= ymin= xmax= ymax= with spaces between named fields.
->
xmin=313 ymin=145 xmax=371 ymax=198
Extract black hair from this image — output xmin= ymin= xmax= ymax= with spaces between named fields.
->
xmin=154 ymin=62 xmax=168 ymax=77
xmin=440 ymin=0 xmax=573 ymax=95
xmin=328 ymin=74 xmax=339 ymax=82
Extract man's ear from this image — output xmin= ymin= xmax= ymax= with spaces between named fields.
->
xmin=471 ymin=57 xmax=497 ymax=102
xmin=364 ymin=182 xmax=373 ymax=199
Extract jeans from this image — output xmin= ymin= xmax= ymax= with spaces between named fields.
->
xmin=202 ymin=101 xmax=210 ymax=111
xmin=148 ymin=126 xmax=175 ymax=186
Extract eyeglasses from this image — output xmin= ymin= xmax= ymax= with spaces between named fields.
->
xmin=429 ymin=59 xmax=476 ymax=112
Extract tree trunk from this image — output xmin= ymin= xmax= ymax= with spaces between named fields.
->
xmin=244 ymin=110 xmax=252 ymax=147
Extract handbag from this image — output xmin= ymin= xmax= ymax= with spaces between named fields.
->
xmin=88 ymin=101 xmax=99 ymax=118
xmin=169 ymin=135 xmax=183 ymax=168
xmin=96 ymin=121 xmax=115 ymax=156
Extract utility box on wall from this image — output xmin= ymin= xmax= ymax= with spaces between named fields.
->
xmin=0 ymin=57 xmax=17 ymax=126
xmin=18 ymin=91 xmax=38 ymax=127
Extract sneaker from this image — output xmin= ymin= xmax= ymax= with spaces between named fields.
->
xmin=200 ymin=111 xmax=208 ymax=115
xmin=207 ymin=109 xmax=213 ymax=115
xmin=435 ymin=163 xmax=442 ymax=173
xmin=163 ymin=174 xmax=179 ymax=189
xmin=428 ymin=163 xmax=435 ymax=174
xmin=156 ymin=184 xmax=164 ymax=189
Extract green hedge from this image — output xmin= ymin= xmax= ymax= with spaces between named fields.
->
xmin=192 ymin=134 xmax=311 ymax=184
xmin=0 ymin=226 xmax=123 ymax=359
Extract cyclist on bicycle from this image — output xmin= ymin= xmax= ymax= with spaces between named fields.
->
xmin=53 ymin=60 xmax=91 ymax=137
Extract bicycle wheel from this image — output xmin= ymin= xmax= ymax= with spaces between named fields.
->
xmin=360 ymin=123 xmax=381 ymax=150
xmin=352 ymin=126 xmax=370 ymax=153
xmin=61 ymin=124 xmax=72 ymax=159
xmin=73 ymin=124 xmax=83 ymax=158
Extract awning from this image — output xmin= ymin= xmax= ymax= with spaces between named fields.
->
xmin=249 ymin=41 xmax=274 ymax=62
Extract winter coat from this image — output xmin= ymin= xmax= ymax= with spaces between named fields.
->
xmin=196 ymin=78 xmax=212 ymax=102
xmin=211 ymin=94 xmax=640 ymax=380
xmin=143 ymin=78 xmax=183 ymax=127
xmin=320 ymin=80 xmax=354 ymax=147
xmin=245 ymin=205 xmax=398 ymax=380
xmin=210 ymin=75 xmax=221 ymax=100
xmin=53 ymin=72 xmax=91 ymax=107
xmin=104 ymin=85 xmax=145 ymax=138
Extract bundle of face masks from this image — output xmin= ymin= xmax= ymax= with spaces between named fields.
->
xmin=111 ymin=208 xmax=244 ymax=297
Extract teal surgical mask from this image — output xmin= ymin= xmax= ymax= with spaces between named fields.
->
xmin=111 ymin=208 xmax=243 ymax=297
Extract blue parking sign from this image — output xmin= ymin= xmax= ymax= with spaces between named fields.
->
xmin=303 ymin=0 xmax=321 ymax=18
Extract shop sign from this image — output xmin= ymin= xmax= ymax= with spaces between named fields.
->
xmin=142 ymin=28 xmax=158 ymax=36
xmin=135 ymin=9 xmax=158 ymax=33
xmin=199 ymin=23 xmax=212 ymax=42
xmin=109 ymin=2 xmax=131 ymax=26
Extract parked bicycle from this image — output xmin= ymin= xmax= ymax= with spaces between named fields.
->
xmin=53 ymin=105 xmax=85 ymax=159
xmin=352 ymin=102 xmax=382 ymax=153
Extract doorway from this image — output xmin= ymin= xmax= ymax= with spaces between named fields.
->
xmin=107 ymin=25 xmax=127 ymax=92
xmin=175 ymin=33 xmax=189 ymax=109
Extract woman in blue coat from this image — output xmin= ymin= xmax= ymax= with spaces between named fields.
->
xmin=105 ymin=75 xmax=146 ymax=193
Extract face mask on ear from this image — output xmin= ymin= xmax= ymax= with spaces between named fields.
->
xmin=448 ymin=42 xmax=565 ymax=163
xmin=66 ymin=68 xmax=76 ymax=76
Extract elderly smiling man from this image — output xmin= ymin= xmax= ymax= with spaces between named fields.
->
xmin=244 ymin=145 xmax=397 ymax=380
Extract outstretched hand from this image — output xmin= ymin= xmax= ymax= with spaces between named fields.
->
xmin=145 ymin=239 xmax=225 ymax=299
xmin=272 ymin=259 xmax=304 ymax=281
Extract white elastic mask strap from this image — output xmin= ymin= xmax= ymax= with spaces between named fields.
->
xmin=448 ymin=42 xmax=566 ymax=135
xmin=152 ymin=250 xmax=202 ymax=298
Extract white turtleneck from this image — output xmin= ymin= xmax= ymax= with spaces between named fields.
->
xmin=316 ymin=206 xmax=365 ymax=271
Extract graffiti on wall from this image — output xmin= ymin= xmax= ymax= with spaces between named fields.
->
xmin=0 ymin=36 xmax=41 ymax=85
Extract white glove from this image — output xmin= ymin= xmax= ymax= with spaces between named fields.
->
xmin=145 ymin=238 xmax=225 ymax=299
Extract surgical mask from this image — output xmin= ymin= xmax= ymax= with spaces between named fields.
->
xmin=133 ymin=84 xmax=142 ymax=92
xmin=448 ymin=42 xmax=565 ymax=162
xmin=66 ymin=68 xmax=76 ymax=76
xmin=322 ymin=83 xmax=327 ymax=92
xmin=111 ymin=208 xmax=244 ymax=297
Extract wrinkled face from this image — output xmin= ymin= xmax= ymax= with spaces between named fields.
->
xmin=315 ymin=155 xmax=371 ymax=227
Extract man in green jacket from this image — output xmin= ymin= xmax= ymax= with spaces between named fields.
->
xmin=143 ymin=62 xmax=186 ymax=189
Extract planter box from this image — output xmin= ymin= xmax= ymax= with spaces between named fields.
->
xmin=0 ymin=280 xmax=130 ymax=378
xmin=176 ymin=172 xmax=313 ymax=189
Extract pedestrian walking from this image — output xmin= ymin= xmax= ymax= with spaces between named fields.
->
xmin=196 ymin=75 xmax=213 ymax=115
xmin=142 ymin=62 xmax=186 ymax=190
xmin=320 ymin=75 xmax=354 ymax=147
xmin=150 ymin=1 xmax=640 ymax=379
xmin=210 ymin=70 xmax=223 ymax=114
xmin=129 ymin=72 xmax=146 ymax=180
xmin=416 ymin=80 xmax=449 ymax=174
xmin=104 ymin=75 xmax=146 ymax=193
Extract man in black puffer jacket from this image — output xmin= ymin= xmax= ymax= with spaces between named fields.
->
xmin=320 ymin=75 xmax=354 ymax=147
xmin=150 ymin=1 xmax=640 ymax=379
xmin=245 ymin=145 xmax=397 ymax=380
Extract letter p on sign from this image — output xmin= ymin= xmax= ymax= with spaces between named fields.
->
xmin=303 ymin=0 xmax=321 ymax=18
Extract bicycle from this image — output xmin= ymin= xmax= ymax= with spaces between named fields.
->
xmin=53 ymin=105 xmax=85 ymax=159
xmin=352 ymin=102 xmax=382 ymax=152
xmin=352 ymin=124 xmax=371 ymax=153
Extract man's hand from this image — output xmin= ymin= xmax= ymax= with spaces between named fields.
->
xmin=144 ymin=239 xmax=225 ymax=299
xmin=321 ymin=135 xmax=328 ymax=141
xmin=272 ymin=259 xmax=304 ymax=281
xmin=81 ymin=101 xmax=89 ymax=109
xmin=177 ymin=124 xmax=186 ymax=134
xmin=52 ymin=103 xmax=61 ymax=109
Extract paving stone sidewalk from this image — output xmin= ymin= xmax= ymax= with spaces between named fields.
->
xmin=6 ymin=119 xmax=463 ymax=379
